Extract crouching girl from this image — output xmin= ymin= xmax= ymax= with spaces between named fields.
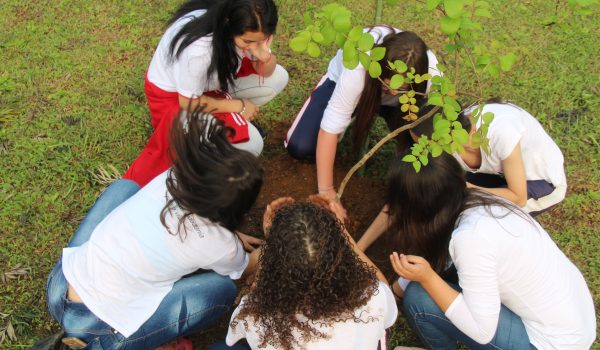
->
xmin=211 ymin=199 xmax=398 ymax=350
xmin=46 ymin=108 xmax=264 ymax=349
xmin=387 ymin=153 xmax=595 ymax=349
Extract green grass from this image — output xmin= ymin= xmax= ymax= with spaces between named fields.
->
xmin=0 ymin=0 xmax=598 ymax=348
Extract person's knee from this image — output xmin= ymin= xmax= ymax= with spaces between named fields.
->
xmin=286 ymin=137 xmax=315 ymax=160
xmin=402 ymin=282 xmax=436 ymax=317
xmin=271 ymin=65 xmax=289 ymax=94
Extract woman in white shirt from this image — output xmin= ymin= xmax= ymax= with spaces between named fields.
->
xmin=285 ymin=26 xmax=439 ymax=208
xmin=46 ymin=110 xmax=264 ymax=349
xmin=386 ymin=152 xmax=595 ymax=349
xmin=412 ymin=102 xmax=567 ymax=215
xmin=123 ymin=0 xmax=288 ymax=187
xmin=210 ymin=199 xmax=398 ymax=350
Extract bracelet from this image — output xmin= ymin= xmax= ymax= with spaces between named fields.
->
xmin=318 ymin=185 xmax=335 ymax=192
xmin=239 ymin=99 xmax=246 ymax=115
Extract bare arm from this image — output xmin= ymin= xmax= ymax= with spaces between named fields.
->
xmin=316 ymin=128 xmax=340 ymax=201
xmin=468 ymin=143 xmax=527 ymax=207
xmin=178 ymin=95 xmax=258 ymax=121
xmin=357 ymin=205 xmax=390 ymax=251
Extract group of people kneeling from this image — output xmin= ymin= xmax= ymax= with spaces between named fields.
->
xmin=44 ymin=0 xmax=595 ymax=349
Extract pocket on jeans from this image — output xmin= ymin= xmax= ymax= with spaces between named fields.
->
xmin=62 ymin=298 xmax=114 ymax=336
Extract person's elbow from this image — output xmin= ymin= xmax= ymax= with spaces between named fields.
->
xmin=515 ymin=194 xmax=528 ymax=208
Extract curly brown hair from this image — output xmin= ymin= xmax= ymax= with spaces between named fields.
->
xmin=234 ymin=202 xmax=378 ymax=349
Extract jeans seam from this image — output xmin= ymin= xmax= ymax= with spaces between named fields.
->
xmin=117 ymin=303 xmax=231 ymax=347
xmin=413 ymin=311 xmax=455 ymax=350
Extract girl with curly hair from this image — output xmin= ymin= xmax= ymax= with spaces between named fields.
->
xmin=46 ymin=108 xmax=264 ymax=350
xmin=210 ymin=200 xmax=398 ymax=350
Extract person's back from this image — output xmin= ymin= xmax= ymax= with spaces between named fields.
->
xmin=218 ymin=201 xmax=397 ymax=350
xmin=451 ymin=206 xmax=595 ymax=349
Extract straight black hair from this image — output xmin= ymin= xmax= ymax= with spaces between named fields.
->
xmin=168 ymin=0 xmax=278 ymax=91
xmin=160 ymin=106 xmax=263 ymax=237
xmin=353 ymin=30 xmax=430 ymax=152
xmin=385 ymin=151 xmax=528 ymax=273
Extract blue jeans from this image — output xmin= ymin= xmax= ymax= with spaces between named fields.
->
xmin=403 ymin=283 xmax=536 ymax=350
xmin=46 ymin=179 xmax=238 ymax=349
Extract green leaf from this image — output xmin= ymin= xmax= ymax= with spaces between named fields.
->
xmin=413 ymin=160 xmax=422 ymax=172
xmin=402 ymin=154 xmax=417 ymax=162
xmin=399 ymin=94 xmax=409 ymax=104
xmin=394 ymin=60 xmax=408 ymax=73
xmin=358 ymin=33 xmax=375 ymax=52
xmin=428 ymin=92 xmax=444 ymax=106
xmin=413 ymin=143 xmax=423 ymax=153
xmin=452 ymin=128 xmax=470 ymax=144
xmin=435 ymin=63 xmax=447 ymax=73
xmin=443 ymin=96 xmax=461 ymax=111
xmin=499 ymin=52 xmax=517 ymax=71
xmin=431 ymin=143 xmax=443 ymax=157
xmin=348 ymin=26 xmax=363 ymax=42
xmin=368 ymin=61 xmax=382 ymax=78
xmin=335 ymin=33 xmax=347 ymax=47
xmin=444 ymin=0 xmax=464 ymax=19
xmin=312 ymin=32 xmax=324 ymax=44
xmin=358 ymin=52 xmax=371 ymax=69
xmin=476 ymin=55 xmax=491 ymax=67
xmin=370 ymin=47 xmax=386 ymax=61
xmin=410 ymin=104 xmax=419 ymax=113
xmin=390 ymin=74 xmax=404 ymax=89
xmin=333 ymin=15 xmax=352 ymax=32
xmin=307 ymin=42 xmax=321 ymax=57
xmin=440 ymin=16 xmax=461 ymax=35
xmin=486 ymin=63 xmax=500 ymax=77
xmin=419 ymin=154 xmax=429 ymax=166
xmin=435 ymin=118 xmax=451 ymax=132
xmin=482 ymin=112 xmax=494 ymax=124
xmin=303 ymin=12 xmax=313 ymax=26
xmin=427 ymin=0 xmax=443 ymax=10
xmin=444 ymin=104 xmax=458 ymax=121
xmin=321 ymin=24 xmax=336 ymax=45
xmin=289 ymin=36 xmax=309 ymax=52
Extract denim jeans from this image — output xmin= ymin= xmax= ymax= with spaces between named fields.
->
xmin=46 ymin=179 xmax=238 ymax=349
xmin=402 ymin=282 xmax=536 ymax=350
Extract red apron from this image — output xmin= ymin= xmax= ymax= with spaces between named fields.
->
xmin=123 ymin=57 xmax=257 ymax=187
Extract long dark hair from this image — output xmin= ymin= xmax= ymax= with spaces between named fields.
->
xmin=235 ymin=202 xmax=378 ymax=349
xmin=160 ymin=106 xmax=263 ymax=237
xmin=353 ymin=30 xmax=430 ymax=151
xmin=168 ymin=0 xmax=278 ymax=90
xmin=385 ymin=152 xmax=527 ymax=273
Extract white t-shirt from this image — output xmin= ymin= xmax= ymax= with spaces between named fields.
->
xmin=445 ymin=206 xmax=596 ymax=349
xmin=321 ymin=26 xmax=441 ymax=134
xmin=456 ymin=103 xmax=567 ymax=211
xmin=226 ymin=281 xmax=398 ymax=350
xmin=62 ymin=171 xmax=248 ymax=337
xmin=147 ymin=10 xmax=249 ymax=97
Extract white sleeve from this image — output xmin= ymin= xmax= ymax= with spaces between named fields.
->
xmin=226 ymin=297 xmax=248 ymax=346
xmin=445 ymin=230 xmax=501 ymax=344
xmin=487 ymin=109 xmax=525 ymax=161
xmin=204 ymin=237 xmax=249 ymax=280
xmin=173 ymin=46 xmax=211 ymax=98
xmin=320 ymin=67 xmax=366 ymax=134
xmin=378 ymin=281 xmax=399 ymax=328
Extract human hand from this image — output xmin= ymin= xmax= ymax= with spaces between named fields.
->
xmin=308 ymin=193 xmax=347 ymax=223
xmin=263 ymin=197 xmax=295 ymax=235
xmin=250 ymin=35 xmax=273 ymax=62
xmin=236 ymin=231 xmax=264 ymax=252
xmin=389 ymin=252 xmax=435 ymax=283
xmin=240 ymin=99 xmax=259 ymax=121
